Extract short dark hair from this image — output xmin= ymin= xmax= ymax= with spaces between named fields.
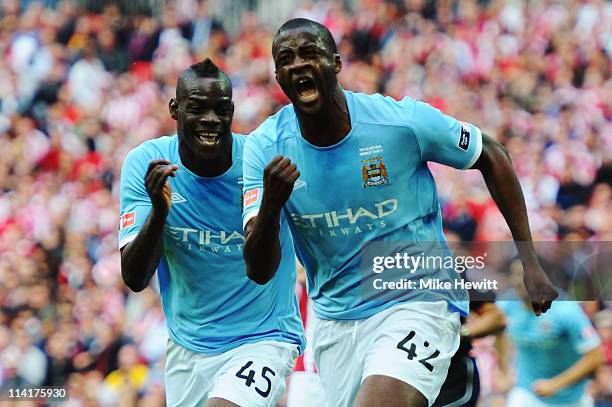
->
xmin=273 ymin=18 xmax=337 ymax=54
xmin=190 ymin=58 xmax=221 ymax=78
xmin=176 ymin=58 xmax=232 ymax=99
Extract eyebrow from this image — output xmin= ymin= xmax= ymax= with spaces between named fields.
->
xmin=186 ymin=95 xmax=231 ymax=102
xmin=299 ymin=43 xmax=318 ymax=49
xmin=275 ymin=42 xmax=321 ymax=58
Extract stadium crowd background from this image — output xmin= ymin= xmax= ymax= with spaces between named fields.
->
xmin=0 ymin=0 xmax=610 ymax=405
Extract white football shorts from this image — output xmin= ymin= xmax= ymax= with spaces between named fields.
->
xmin=165 ymin=339 xmax=299 ymax=407
xmin=312 ymin=301 xmax=460 ymax=407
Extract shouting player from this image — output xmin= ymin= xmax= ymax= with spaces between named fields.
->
xmin=241 ymin=18 xmax=558 ymax=407
xmin=119 ymin=59 xmax=305 ymax=407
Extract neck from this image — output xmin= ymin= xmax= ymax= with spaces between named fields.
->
xmin=179 ymin=133 xmax=233 ymax=177
xmin=296 ymin=84 xmax=351 ymax=147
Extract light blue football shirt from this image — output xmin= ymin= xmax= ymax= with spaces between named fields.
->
xmin=498 ymin=301 xmax=601 ymax=404
xmin=243 ymin=90 xmax=483 ymax=320
xmin=119 ymin=134 xmax=305 ymax=354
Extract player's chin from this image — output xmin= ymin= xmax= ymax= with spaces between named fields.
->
xmin=197 ymin=146 xmax=224 ymax=159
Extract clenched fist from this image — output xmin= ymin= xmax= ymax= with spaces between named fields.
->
xmin=262 ymin=156 xmax=300 ymax=211
xmin=145 ymin=159 xmax=179 ymax=215
xmin=523 ymin=263 xmax=558 ymax=316
xmin=532 ymin=378 xmax=561 ymax=398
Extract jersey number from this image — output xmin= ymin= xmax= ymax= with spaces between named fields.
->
xmin=235 ymin=361 xmax=276 ymax=398
xmin=397 ymin=330 xmax=440 ymax=372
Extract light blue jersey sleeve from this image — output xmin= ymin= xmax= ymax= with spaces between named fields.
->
xmin=405 ymin=99 xmax=483 ymax=170
xmin=559 ymin=303 xmax=602 ymax=354
xmin=118 ymin=146 xmax=154 ymax=249
xmin=242 ymin=134 xmax=267 ymax=229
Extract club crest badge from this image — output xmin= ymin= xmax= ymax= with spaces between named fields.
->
xmin=361 ymin=155 xmax=389 ymax=188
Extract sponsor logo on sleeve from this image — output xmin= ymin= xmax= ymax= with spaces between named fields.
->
xmin=120 ymin=212 xmax=136 ymax=229
xmin=458 ymin=122 xmax=471 ymax=151
xmin=243 ymin=188 xmax=260 ymax=208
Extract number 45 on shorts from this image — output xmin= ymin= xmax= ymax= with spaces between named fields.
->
xmin=235 ymin=361 xmax=276 ymax=398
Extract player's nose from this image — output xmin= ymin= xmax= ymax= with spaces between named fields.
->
xmin=200 ymin=110 xmax=220 ymax=124
xmin=289 ymin=54 xmax=309 ymax=71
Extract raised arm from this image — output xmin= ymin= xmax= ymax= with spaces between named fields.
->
xmin=243 ymin=156 xmax=299 ymax=285
xmin=471 ymin=134 xmax=558 ymax=315
xmin=121 ymin=159 xmax=177 ymax=292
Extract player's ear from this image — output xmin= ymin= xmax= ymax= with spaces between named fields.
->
xmin=334 ymin=54 xmax=342 ymax=74
xmin=274 ymin=70 xmax=279 ymax=84
xmin=230 ymin=101 xmax=235 ymax=119
xmin=169 ymin=98 xmax=178 ymax=120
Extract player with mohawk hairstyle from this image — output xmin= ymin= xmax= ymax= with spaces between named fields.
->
xmin=118 ymin=58 xmax=304 ymax=407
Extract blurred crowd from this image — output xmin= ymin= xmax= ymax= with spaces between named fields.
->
xmin=0 ymin=0 xmax=610 ymax=405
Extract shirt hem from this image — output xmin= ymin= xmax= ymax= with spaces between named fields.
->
xmin=313 ymin=300 xmax=468 ymax=321
xmin=168 ymin=331 xmax=304 ymax=355
xmin=242 ymin=209 xmax=259 ymax=230
xmin=118 ymin=233 xmax=138 ymax=249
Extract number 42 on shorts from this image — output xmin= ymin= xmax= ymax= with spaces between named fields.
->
xmin=235 ymin=361 xmax=276 ymax=398
xmin=397 ymin=330 xmax=440 ymax=372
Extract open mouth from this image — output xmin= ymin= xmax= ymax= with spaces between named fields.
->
xmin=196 ymin=132 xmax=220 ymax=147
xmin=295 ymin=77 xmax=318 ymax=103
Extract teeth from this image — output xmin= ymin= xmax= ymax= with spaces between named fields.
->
xmin=197 ymin=133 xmax=219 ymax=144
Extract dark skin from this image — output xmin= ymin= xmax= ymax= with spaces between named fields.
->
xmin=471 ymin=135 xmax=559 ymax=315
xmin=120 ymin=70 xmax=241 ymax=407
xmin=121 ymin=74 xmax=237 ymax=407
xmin=120 ymin=73 xmax=234 ymax=294
xmin=243 ymin=26 xmax=558 ymax=407
xmin=171 ymin=72 xmax=234 ymax=177
xmin=272 ymin=29 xmax=351 ymax=146
xmin=206 ymin=398 xmax=239 ymax=407
xmin=354 ymin=376 xmax=428 ymax=407
xmin=244 ymin=28 xmax=350 ymax=284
